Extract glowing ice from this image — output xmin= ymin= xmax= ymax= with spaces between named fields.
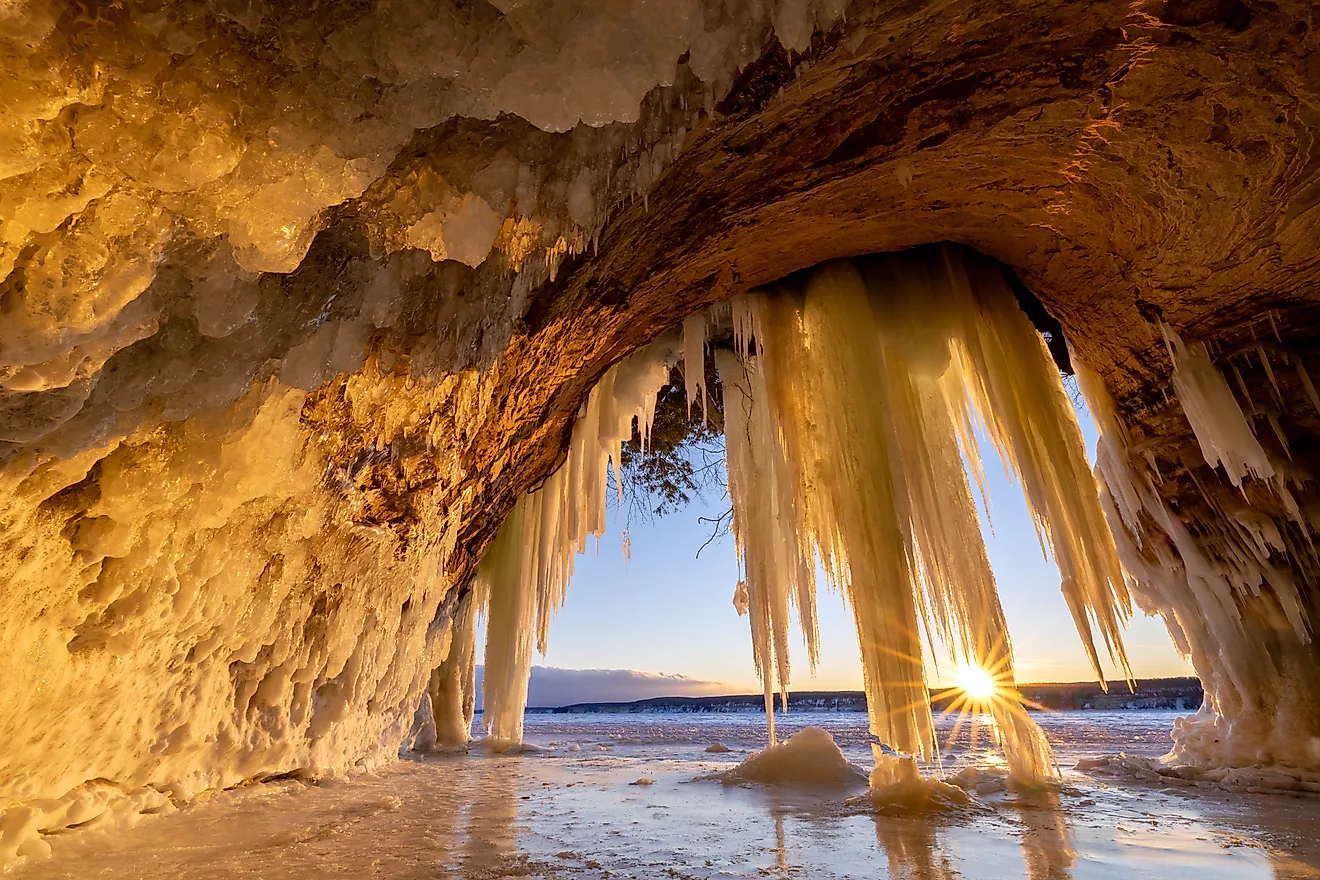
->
xmin=714 ymin=726 xmax=867 ymax=786
xmin=477 ymin=337 xmax=677 ymax=747
xmin=1075 ymin=354 xmax=1319 ymax=771
xmin=714 ymin=247 xmax=1129 ymax=780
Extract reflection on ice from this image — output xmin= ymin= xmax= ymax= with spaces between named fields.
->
xmin=14 ymin=712 xmax=1320 ymax=879
xmin=458 ymin=760 xmax=519 ymax=877
xmin=1014 ymin=790 xmax=1075 ymax=880
xmin=873 ymin=817 xmax=958 ymax=880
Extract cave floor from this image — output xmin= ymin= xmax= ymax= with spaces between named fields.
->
xmin=20 ymin=741 xmax=1320 ymax=879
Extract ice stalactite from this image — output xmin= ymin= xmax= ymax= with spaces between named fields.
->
xmin=716 ymin=350 xmax=818 ymax=746
xmin=715 ymin=246 xmax=1128 ymax=781
xmin=477 ymin=338 xmax=677 ymax=748
xmin=683 ymin=314 xmax=710 ymax=424
xmin=1075 ymin=351 xmax=1320 ymax=771
xmin=946 ymin=255 xmax=1134 ymax=688
xmin=1160 ymin=325 xmax=1276 ymax=488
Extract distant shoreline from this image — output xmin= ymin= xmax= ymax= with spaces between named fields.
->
xmin=515 ymin=676 xmax=1202 ymax=714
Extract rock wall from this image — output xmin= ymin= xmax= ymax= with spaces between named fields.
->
xmin=2 ymin=0 xmax=1320 ymax=864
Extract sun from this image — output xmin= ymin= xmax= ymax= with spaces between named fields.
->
xmin=956 ymin=665 xmax=997 ymax=700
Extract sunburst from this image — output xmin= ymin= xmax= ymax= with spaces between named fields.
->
xmin=930 ymin=636 xmax=1048 ymax=757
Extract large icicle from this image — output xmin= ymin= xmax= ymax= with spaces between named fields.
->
xmin=944 ymin=254 xmax=1134 ymax=687
xmin=869 ymin=260 xmax=1055 ymax=779
xmin=476 ymin=498 xmax=541 ymax=748
xmin=755 ymin=262 xmax=938 ymax=762
xmin=719 ymin=246 xmax=1126 ymax=780
xmin=683 ymin=313 xmax=709 ymax=423
xmin=429 ymin=589 xmax=481 ymax=746
xmin=478 ymin=338 xmax=676 ymax=747
xmin=716 ymin=350 xmax=818 ymax=745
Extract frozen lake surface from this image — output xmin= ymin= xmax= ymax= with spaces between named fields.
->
xmin=20 ymin=711 xmax=1320 ymax=879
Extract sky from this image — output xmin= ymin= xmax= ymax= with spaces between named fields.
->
xmin=515 ymin=393 xmax=1195 ymax=702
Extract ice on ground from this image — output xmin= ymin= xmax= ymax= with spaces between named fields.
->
xmin=859 ymin=754 xmax=973 ymax=814
xmin=1077 ymin=753 xmax=1320 ymax=795
xmin=705 ymin=741 xmax=732 ymax=753
xmin=713 ymin=726 xmax=867 ymax=787
xmin=629 ymin=777 xmax=655 ymax=786
xmin=476 ymin=738 xmax=547 ymax=756
xmin=947 ymin=766 xmax=1012 ymax=796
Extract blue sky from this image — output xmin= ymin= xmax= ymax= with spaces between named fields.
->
xmin=522 ymin=395 xmax=1194 ymax=698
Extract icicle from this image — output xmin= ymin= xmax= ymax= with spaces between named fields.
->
xmin=721 ymin=247 xmax=1131 ymax=780
xmin=682 ymin=313 xmax=709 ymax=423
xmin=1258 ymin=345 xmax=1283 ymax=405
xmin=477 ymin=499 xmax=540 ymax=749
xmin=1295 ymin=354 xmax=1320 ymax=416
xmin=1267 ymin=412 xmax=1292 ymax=459
xmin=945 ymin=253 xmax=1133 ymax=688
xmin=477 ymin=336 xmax=677 ymax=746
xmin=753 ymin=262 xmax=937 ymax=762
xmin=1161 ymin=323 xmax=1274 ymax=488
xmin=1230 ymin=361 xmax=1256 ymax=415
xmin=730 ymin=293 xmax=761 ymax=359
xmin=716 ymin=350 xmax=819 ymax=742
xmin=1072 ymin=359 xmax=1142 ymax=538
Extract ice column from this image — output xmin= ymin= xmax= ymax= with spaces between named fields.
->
xmin=477 ymin=337 xmax=676 ymax=747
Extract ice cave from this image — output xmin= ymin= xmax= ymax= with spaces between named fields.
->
xmin=2 ymin=0 xmax=1320 ymax=875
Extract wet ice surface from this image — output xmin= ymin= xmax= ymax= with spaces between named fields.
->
xmin=22 ymin=711 xmax=1320 ymax=879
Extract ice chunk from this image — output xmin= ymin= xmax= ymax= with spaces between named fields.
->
xmin=713 ymin=727 xmax=867 ymax=787
xmin=862 ymin=754 xmax=972 ymax=813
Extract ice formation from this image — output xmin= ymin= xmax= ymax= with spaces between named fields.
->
xmin=467 ymin=249 xmax=1107 ymax=785
xmin=1075 ymin=352 xmax=1320 ymax=771
xmin=716 ymin=348 xmax=818 ymax=747
xmin=0 ymin=0 xmax=848 ymax=462
xmin=2 ymin=0 xmax=1318 ymax=865
xmin=0 ymin=0 xmax=858 ymax=866
xmin=714 ymin=726 xmax=868 ymax=786
xmin=1161 ymin=326 xmax=1275 ymax=488
xmin=864 ymin=754 xmax=972 ymax=813
xmin=0 ymin=373 xmax=480 ymax=866
xmin=709 ymin=247 xmax=1141 ymax=780
xmin=475 ymin=337 xmax=677 ymax=748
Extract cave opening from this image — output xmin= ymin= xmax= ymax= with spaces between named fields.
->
xmin=438 ymin=244 xmax=1195 ymax=792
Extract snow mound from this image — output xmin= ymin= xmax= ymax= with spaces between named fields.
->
xmin=712 ymin=727 xmax=867 ymax=787
xmin=629 ymin=777 xmax=655 ymax=786
xmin=853 ymin=755 xmax=972 ymax=814
xmin=705 ymin=742 xmax=732 ymax=753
